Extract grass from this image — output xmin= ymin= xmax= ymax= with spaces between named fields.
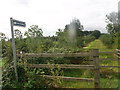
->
xmin=61 ymin=39 xmax=119 ymax=88
xmin=83 ymin=39 xmax=113 ymax=51
xmin=62 ymin=68 xmax=118 ymax=88
xmin=100 ymin=78 xmax=118 ymax=88
xmin=0 ymin=58 xmax=5 ymax=67
xmin=84 ymin=39 xmax=118 ymax=71
xmin=61 ymin=78 xmax=118 ymax=88
xmin=62 ymin=80 xmax=94 ymax=88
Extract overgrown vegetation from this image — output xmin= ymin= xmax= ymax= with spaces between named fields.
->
xmin=1 ymin=11 xmax=119 ymax=88
xmin=100 ymin=12 xmax=120 ymax=49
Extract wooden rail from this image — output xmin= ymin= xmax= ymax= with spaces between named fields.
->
xmin=116 ymin=48 xmax=120 ymax=57
xmin=100 ymin=66 xmax=120 ymax=68
xmin=17 ymin=52 xmax=91 ymax=57
xmin=20 ymin=63 xmax=94 ymax=69
xmin=20 ymin=63 xmax=120 ymax=68
xmin=116 ymin=49 xmax=120 ymax=52
xmin=99 ymin=51 xmax=117 ymax=54
xmin=114 ymin=54 xmax=120 ymax=58
xmin=41 ymin=75 xmax=94 ymax=82
xmin=99 ymin=58 xmax=119 ymax=61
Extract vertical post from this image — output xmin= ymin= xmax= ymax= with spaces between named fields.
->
xmin=0 ymin=35 xmax=2 ymax=89
xmin=118 ymin=2 xmax=120 ymax=89
xmin=10 ymin=17 xmax=18 ymax=82
xmin=92 ymin=49 xmax=100 ymax=88
xmin=89 ymin=49 xmax=94 ymax=65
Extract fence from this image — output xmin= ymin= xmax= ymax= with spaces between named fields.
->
xmin=17 ymin=49 xmax=120 ymax=88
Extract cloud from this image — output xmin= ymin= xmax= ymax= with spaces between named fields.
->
xmin=17 ymin=0 xmax=29 ymax=6
xmin=0 ymin=0 xmax=119 ymax=38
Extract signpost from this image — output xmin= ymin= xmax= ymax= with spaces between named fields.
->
xmin=13 ymin=19 xmax=26 ymax=27
xmin=10 ymin=18 xmax=26 ymax=82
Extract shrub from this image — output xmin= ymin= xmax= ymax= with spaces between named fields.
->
xmin=99 ymin=34 xmax=114 ymax=48
xmin=83 ymin=35 xmax=95 ymax=46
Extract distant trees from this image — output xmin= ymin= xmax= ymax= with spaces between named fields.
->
xmin=54 ymin=18 xmax=102 ymax=48
xmin=83 ymin=31 xmax=93 ymax=36
xmin=64 ymin=18 xmax=84 ymax=37
xmin=63 ymin=18 xmax=84 ymax=48
xmin=91 ymin=30 xmax=101 ymax=39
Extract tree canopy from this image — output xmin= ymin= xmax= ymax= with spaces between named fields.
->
xmin=24 ymin=25 xmax=43 ymax=38
xmin=106 ymin=12 xmax=118 ymax=34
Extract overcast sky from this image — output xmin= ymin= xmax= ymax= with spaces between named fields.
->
xmin=0 ymin=0 xmax=119 ymax=38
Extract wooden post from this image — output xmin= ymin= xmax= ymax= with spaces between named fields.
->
xmin=89 ymin=49 xmax=94 ymax=65
xmin=118 ymin=1 xmax=120 ymax=89
xmin=10 ymin=18 xmax=18 ymax=82
xmin=92 ymin=49 xmax=100 ymax=88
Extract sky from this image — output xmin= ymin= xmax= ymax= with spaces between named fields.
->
xmin=0 ymin=0 xmax=119 ymax=38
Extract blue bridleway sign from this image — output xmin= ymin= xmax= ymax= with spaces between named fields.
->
xmin=13 ymin=19 xmax=26 ymax=27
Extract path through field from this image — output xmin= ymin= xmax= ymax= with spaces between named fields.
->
xmin=83 ymin=39 xmax=113 ymax=51
xmin=62 ymin=39 xmax=118 ymax=88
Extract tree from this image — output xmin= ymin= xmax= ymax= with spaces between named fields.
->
xmin=63 ymin=18 xmax=84 ymax=48
xmin=24 ymin=25 xmax=43 ymax=38
xmin=14 ymin=29 xmax=23 ymax=39
xmin=67 ymin=18 xmax=84 ymax=37
xmin=0 ymin=33 xmax=7 ymax=56
xmin=91 ymin=30 xmax=101 ymax=39
xmin=0 ymin=32 xmax=6 ymax=40
xmin=24 ymin=25 xmax=44 ymax=53
xmin=83 ymin=31 xmax=93 ymax=36
xmin=55 ymin=29 xmax=68 ymax=48
xmin=104 ymin=12 xmax=119 ymax=48
xmin=106 ymin=12 xmax=118 ymax=34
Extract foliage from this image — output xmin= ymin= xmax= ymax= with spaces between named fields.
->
xmin=99 ymin=34 xmax=114 ymax=48
xmin=83 ymin=35 xmax=95 ymax=46
xmin=14 ymin=29 xmax=23 ymax=39
xmin=2 ymin=18 xmax=103 ymax=88
xmin=45 ymin=62 xmax=63 ymax=88
xmin=0 ymin=32 xmax=7 ymax=40
xmin=106 ymin=12 xmax=118 ymax=34
xmin=24 ymin=25 xmax=43 ymax=38
xmin=91 ymin=30 xmax=101 ymax=39
xmin=100 ymin=12 xmax=119 ymax=48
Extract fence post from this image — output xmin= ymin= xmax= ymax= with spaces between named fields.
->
xmin=92 ymin=49 xmax=100 ymax=88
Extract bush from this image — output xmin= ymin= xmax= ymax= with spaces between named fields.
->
xmin=83 ymin=35 xmax=95 ymax=46
xmin=100 ymin=34 xmax=114 ymax=48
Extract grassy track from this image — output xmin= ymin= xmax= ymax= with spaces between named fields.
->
xmin=62 ymin=39 xmax=118 ymax=88
xmin=83 ymin=39 xmax=113 ymax=51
